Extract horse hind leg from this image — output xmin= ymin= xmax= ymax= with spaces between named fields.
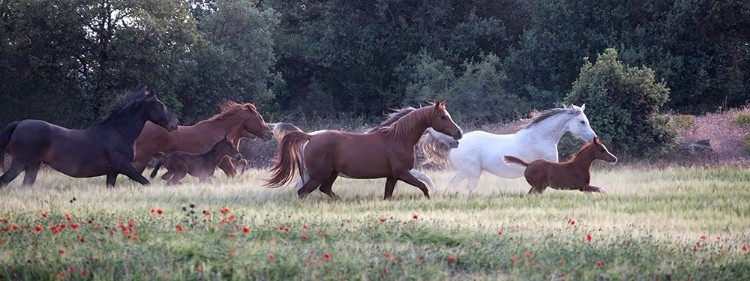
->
xmin=0 ymin=162 xmax=24 ymax=188
xmin=21 ymin=162 xmax=42 ymax=187
xmin=447 ymin=172 xmax=466 ymax=191
xmin=528 ymin=184 xmax=547 ymax=194
xmin=318 ymin=171 xmax=340 ymax=200
xmin=298 ymin=178 xmax=325 ymax=199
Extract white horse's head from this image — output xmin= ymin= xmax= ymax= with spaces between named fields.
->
xmin=564 ymin=104 xmax=597 ymax=142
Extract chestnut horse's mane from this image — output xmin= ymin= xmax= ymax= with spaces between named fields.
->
xmin=382 ymin=104 xmax=437 ymax=140
xmin=520 ymin=106 xmax=582 ymax=130
xmin=364 ymin=107 xmax=417 ymax=133
xmin=568 ymin=141 xmax=594 ymax=161
xmin=205 ymin=101 xmax=258 ymax=122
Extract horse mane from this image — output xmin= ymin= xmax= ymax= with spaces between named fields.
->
xmin=98 ymin=91 xmax=150 ymax=125
xmin=567 ymin=141 xmax=594 ymax=162
xmin=207 ymin=101 xmax=257 ymax=122
xmin=365 ymin=107 xmax=416 ymax=133
xmin=383 ymin=105 xmax=434 ymax=139
xmin=520 ymin=105 xmax=582 ymax=130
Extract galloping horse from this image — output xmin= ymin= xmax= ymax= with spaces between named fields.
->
xmin=266 ymin=101 xmax=463 ymax=200
xmin=504 ymin=137 xmax=617 ymax=194
xmin=150 ymin=135 xmax=242 ymax=185
xmin=269 ymin=108 xmax=458 ymax=192
xmin=134 ymin=101 xmax=272 ymax=177
xmin=0 ymin=87 xmax=179 ymax=187
xmin=420 ymin=105 xmax=597 ymax=191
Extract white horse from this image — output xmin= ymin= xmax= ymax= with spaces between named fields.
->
xmin=419 ymin=104 xmax=597 ymax=191
xmin=270 ymin=107 xmax=458 ymax=192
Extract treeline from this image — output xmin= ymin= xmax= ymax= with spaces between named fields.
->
xmin=1 ymin=0 xmax=749 ymax=157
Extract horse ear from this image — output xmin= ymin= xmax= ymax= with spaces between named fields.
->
xmin=435 ymin=100 xmax=446 ymax=109
xmin=580 ymin=104 xmax=586 ymax=111
xmin=594 ymin=137 xmax=599 ymax=144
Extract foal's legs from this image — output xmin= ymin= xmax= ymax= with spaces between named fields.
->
xmin=528 ymin=185 xmax=547 ymax=194
xmin=217 ymin=158 xmax=237 ymax=177
xmin=581 ymin=184 xmax=606 ymax=193
xmin=318 ymin=171 xmax=340 ymax=200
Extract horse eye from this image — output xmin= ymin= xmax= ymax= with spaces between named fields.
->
xmin=441 ymin=115 xmax=447 ymax=120
xmin=580 ymin=120 xmax=586 ymax=125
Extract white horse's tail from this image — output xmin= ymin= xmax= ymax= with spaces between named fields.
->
xmin=503 ymin=155 xmax=529 ymax=167
xmin=417 ymin=128 xmax=457 ymax=169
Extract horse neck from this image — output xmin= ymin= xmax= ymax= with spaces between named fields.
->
xmin=516 ymin=113 xmax=571 ymax=144
xmin=386 ymin=108 xmax=431 ymax=147
xmin=96 ymin=105 xmax=148 ymax=142
xmin=197 ymin=112 xmax=246 ymax=140
xmin=568 ymin=146 xmax=596 ymax=169
xmin=204 ymin=143 xmax=230 ymax=164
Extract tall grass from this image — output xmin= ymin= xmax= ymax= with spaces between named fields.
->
xmin=1 ymin=167 xmax=748 ymax=280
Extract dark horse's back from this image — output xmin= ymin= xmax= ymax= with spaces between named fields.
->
xmin=7 ymin=120 xmax=112 ymax=177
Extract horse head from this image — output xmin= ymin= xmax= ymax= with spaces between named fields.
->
xmin=429 ymin=101 xmax=463 ymax=141
xmin=140 ymin=87 xmax=179 ymax=132
xmin=589 ymin=137 xmax=617 ymax=163
xmin=239 ymin=103 xmax=273 ymax=142
xmin=563 ymin=104 xmax=597 ymax=142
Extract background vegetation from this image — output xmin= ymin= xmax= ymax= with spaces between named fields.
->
xmin=1 ymin=0 xmax=749 ymax=160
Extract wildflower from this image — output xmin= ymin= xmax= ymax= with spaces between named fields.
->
xmin=268 ymin=254 xmax=275 ymax=261
xmin=220 ymin=218 xmax=226 ymax=223
xmin=743 ymin=245 xmax=748 ymax=253
xmin=1 ymin=218 xmax=7 ymax=223
xmin=303 ymin=223 xmax=308 ymax=229
xmin=301 ymin=234 xmax=308 ymax=240
xmin=71 ymin=223 xmax=78 ymax=229
xmin=596 ymin=260 xmax=603 ymax=267
xmin=379 ymin=217 xmax=386 ymax=223
xmin=285 ymin=227 xmax=290 ymax=232
xmin=176 ymin=225 xmax=183 ymax=233
xmin=150 ymin=209 xmax=155 ymax=214
xmin=229 ymin=232 xmax=236 ymax=238
xmin=12 ymin=224 xmax=18 ymax=230
xmin=323 ymin=252 xmax=331 ymax=260
xmin=50 ymin=225 xmax=59 ymax=234
xmin=157 ymin=209 xmax=163 ymax=215
xmin=700 ymin=235 xmax=706 ymax=240
xmin=385 ymin=252 xmax=391 ymax=259
xmin=35 ymin=225 xmax=43 ymax=232
xmin=525 ymin=252 xmax=532 ymax=258
xmin=498 ymin=229 xmax=503 ymax=236
xmin=243 ymin=227 xmax=250 ymax=233
xmin=59 ymin=249 xmax=65 ymax=255
xmin=412 ymin=214 xmax=418 ymax=220
xmin=69 ymin=266 xmax=75 ymax=272
xmin=511 ymin=256 xmax=520 ymax=264
xmin=586 ymin=233 xmax=592 ymax=241
xmin=569 ymin=219 xmax=576 ymax=226
xmin=203 ymin=210 xmax=211 ymax=216
xmin=447 ymin=255 xmax=456 ymax=262
xmin=230 ymin=248 xmax=236 ymax=256
xmin=42 ymin=212 xmax=47 ymax=218
xmin=221 ymin=207 xmax=230 ymax=214
xmin=383 ymin=267 xmax=388 ymax=274
xmin=279 ymin=225 xmax=284 ymax=231
xmin=81 ymin=270 xmax=87 ymax=276
xmin=716 ymin=235 xmax=721 ymax=241
xmin=129 ymin=220 xmax=135 ymax=228
xmin=228 ymin=215 xmax=235 ymax=222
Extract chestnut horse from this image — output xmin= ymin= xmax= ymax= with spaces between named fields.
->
xmin=503 ymin=137 xmax=616 ymax=194
xmin=0 ymin=87 xmax=179 ymax=187
xmin=150 ymin=135 xmax=241 ymax=185
xmin=134 ymin=101 xmax=272 ymax=177
xmin=266 ymin=101 xmax=463 ymax=200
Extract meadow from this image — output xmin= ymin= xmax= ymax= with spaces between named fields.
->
xmin=0 ymin=166 xmax=749 ymax=280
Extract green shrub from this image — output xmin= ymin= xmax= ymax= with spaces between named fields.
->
xmin=734 ymin=114 xmax=750 ymax=126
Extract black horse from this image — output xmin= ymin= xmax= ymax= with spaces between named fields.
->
xmin=0 ymin=87 xmax=179 ymax=187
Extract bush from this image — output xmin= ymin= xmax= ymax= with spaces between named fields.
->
xmin=734 ymin=114 xmax=750 ymax=126
xmin=565 ymin=48 xmax=677 ymax=160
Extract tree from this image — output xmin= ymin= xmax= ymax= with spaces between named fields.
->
xmin=565 ymin=48 xmax=676 ymax=160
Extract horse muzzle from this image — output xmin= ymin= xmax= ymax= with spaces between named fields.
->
xmin=260 ymin=131 xmax=274 ymax=142
xmin=166 ymin=118 xmax=179 ymax=132
xmin=452 ymin=130 xmax=463 ymax=140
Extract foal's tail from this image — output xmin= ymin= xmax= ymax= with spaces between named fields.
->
xmin=149 ymin=158 xmax=166 ymax=179
xmin=503 ymin=156 xmax=529 ymax=167
xmin=417 ymin=129 xmax=452 ymax=168
xmin=0 ymin=122 xmax=18 ymax=171
xmin=266 ymin=131 xmax=310 ymax=188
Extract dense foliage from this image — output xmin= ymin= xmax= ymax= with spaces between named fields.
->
xmin=1 ymin=0 xmax=748 ymax=158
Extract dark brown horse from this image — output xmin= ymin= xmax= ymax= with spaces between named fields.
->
xmin=134 ymin=101 xmax=272 ymax=177
xmin=0 ymin=87 xmax=179 ymax=187
xmin=503 ymin=137 xmax=617 ymax=194
xmin=266 ymin=101 xmax=463 ymax=200
xmin=150 ymin=135 xmax=241 ymax=185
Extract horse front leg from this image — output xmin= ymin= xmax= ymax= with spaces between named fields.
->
xmin=384 ymin=177 xmax=397 ymax=200
xmin=106 ymin=173 xmax=118 ymax=188
xmin=217 ymin=157 xmax=237 ymax=177
xmin=112 ymin=161 xmax=150 ymax=186
xmin=396 ymin=171 xmax=430 ymax=199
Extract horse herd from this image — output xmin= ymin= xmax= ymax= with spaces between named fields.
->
xmin=0 ymin=87 xmax=617 ymax=199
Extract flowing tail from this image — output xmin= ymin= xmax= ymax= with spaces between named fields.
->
xmin=266 ymin=131 xmax=311 ymax=188
xmin=417 ymin=128 xmax=453 ymax=168
xmin=503 ymin=155 xmax=529 ymax=167
xmin=270 ymin=122 xmax=304 ymax=143
xmin=0 ymin=122 xmax=19 ymax=172
xmin=149 ymin=158 xmax=165 ymax=179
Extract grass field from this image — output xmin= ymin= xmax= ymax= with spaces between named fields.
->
xmin=1 ymin=166 xmax=749 ymax=280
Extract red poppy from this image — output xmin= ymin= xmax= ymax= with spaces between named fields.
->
xmin=301 ymin=234 xmax=308 ymax=240
xmin=230 ymin=248 xmax=236 ymax=256
xmin=12 ymin=224 xmax=18 ymax=230
xmin=323 ymin=252 xmax=331 ymax=260
xmin=268 ymin=254 xmax=275 ymax=261
xmin=498 ymin=229 xmax=503 ymax=236
xmin=59 ymin=223 xmax=66 ymax=229
xmin=220 ymin=218 xmax=227 ymax=223
xmin=596 ymin=260 xmax=603 ymax=267
xmin=59 ymin=249 xmax=65 ymax=255
xmin=743 ymin=245 xmax=748 ymax=253
xmin=242 ymin=227 xmax=250 ymax=233
xmin=700 ymin=235 xmax=706 ymax=240
xmin=303 ymin=223 xmax=308 ymax=229
xmin=525 ymin=252 xmax=532 ymax=258
xmin=176 ymin=225 xmax=184 ymax=233
xmin=228 ymin=215 xmax=235 ymax=222
xmin=221 ymin=207 xmax=230 ymax=214
xmin=204 ymin=210 xmax=212 ymax=216
xmin=65 ymin=214 xmax=71 ymax=221
xmin=379 ymin=217 xmax=386 ymax=223
xmin=42 ymin=212 xmax=47 ymax=218
xmin=586 ymin=233 xmax=592 ymax=241
xmin=285 ymin=227 xmax=290 ymax=232
xmin=448 ymin=255 xmax=456 ymax=262
xmin=383 ymin=267 xmax=388 ymax=274
xmin=50 ymin=225 xmax=59 ymax=234
xmin=81 ymin=270 xmax=87 ymax=276
xmin=569 ymin=219 xmax=576 ymax=226
xmin=1 ymin=218 xmax=7 ymax=223
xmin=35 ymin=225 xmax=42 ymax=232
xmin=157 ymin=209 xmax=163 ymax=215
xmin=385 ymin=252 xmax=391 ymax=259
xmin=279 ymin=225 xmax=284 ymax=231
xmin=716 ymin=235 xmax=721 ymax=241
xmin=150 ymin=209 xmax=155 ymax=214
xmin=129 ymin=220 xmax=135 ymax=228
xmin=69 ymin=266 xmax=75 ymax=272
xmin=412 ymin=214 xmax=418 ymax=220
xmin=70 ymin=223 xmax=78 ymax=229
xmin=229 ymin=232 xmax=236 ymax=238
